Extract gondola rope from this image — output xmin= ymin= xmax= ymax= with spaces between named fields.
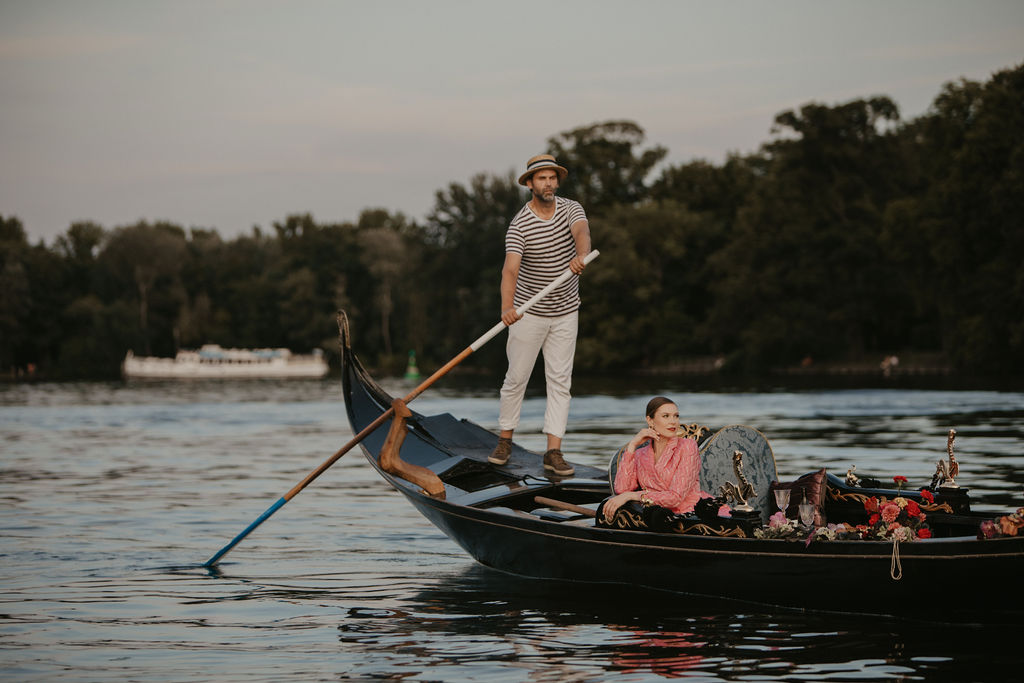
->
xmin=890 ymin=536 xmax=903 ymax=580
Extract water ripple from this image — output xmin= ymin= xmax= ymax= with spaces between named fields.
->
xmin=2 ymin=381 xmax=1022 ymax=680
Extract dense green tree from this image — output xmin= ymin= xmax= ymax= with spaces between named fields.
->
xmin=882 ymin=65 xmax=1024 ymax=371
xmin=650 ymin=154 xmax=760 ymax=226
xmin=54 ymin=222 xmax=105 ymax=272
xmin=423 ymin=172 xmax=524 ymax=366
xmin=358 ymin=220 xmax=405 ymax=360
xmin=4 ymin=65 xmax=1023 ymax=380
xmin=99 ymin=222 xmax=189 ymax=356
xmin=0 ymin=216 xmax=32 ymax=374
xmin=577 ymin=201 xmax=720 ymax=369
xmin=177 ymin=228 xmax=230 ymax=347
xmin=703 ymin=96 xmax=911 ymax=369
xmin=19 ymin=240 xmax=69 ymax=372
xmin=546 ymin=120 xmax=667 ymax=214
xmin=58 ymin=296 xmax=136 ymax=377
xmin=0 ymin=216 xmax=77 ymax=375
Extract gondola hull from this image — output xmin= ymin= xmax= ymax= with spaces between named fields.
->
xmin=395 ymin=479 xmax=1020 ymax=612
xmin=339 ymin=314 xmax=1023 ymax=618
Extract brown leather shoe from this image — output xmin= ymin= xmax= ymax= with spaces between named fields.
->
xmin=543 ymin=448 xmax=574 ymax=476
xmin=488 ymin=437 xmax=512 ymax=465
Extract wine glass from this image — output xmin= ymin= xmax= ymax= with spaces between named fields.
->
xmin=773 ymin=488 xmax=790 ymax=515
xmin=799 ymin=499 xmax=816 ymax=528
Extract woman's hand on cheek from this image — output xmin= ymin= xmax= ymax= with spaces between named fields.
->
xmin=630 ymin=428 xmax=656 ymax=449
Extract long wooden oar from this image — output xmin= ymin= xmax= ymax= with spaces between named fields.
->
xmin=203 ymin=249 xmax=600 ymax=567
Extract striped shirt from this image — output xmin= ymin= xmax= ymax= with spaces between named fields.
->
xmin=505 ymin=196 xmax=587 ymax=317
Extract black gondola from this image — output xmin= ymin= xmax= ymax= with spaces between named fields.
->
xmin=339 ymin=314 xmax=1023 ymax=619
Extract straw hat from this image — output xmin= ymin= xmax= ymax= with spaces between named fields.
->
xmin=518 ymin=154 xmax=568 ymax=186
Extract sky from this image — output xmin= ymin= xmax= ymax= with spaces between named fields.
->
xmin=2 ymin=1 xmax=1022 ymax=243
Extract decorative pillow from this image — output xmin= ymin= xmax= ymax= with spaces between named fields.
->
xmin=769 ymin=468 xmax=827 ymax=525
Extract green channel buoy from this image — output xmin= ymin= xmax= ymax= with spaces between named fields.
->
xmin=404 ymin=350 xmax=421 ymax=380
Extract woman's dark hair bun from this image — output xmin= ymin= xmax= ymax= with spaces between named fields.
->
xmin=645 ymin=396 xmax=675 ymax=418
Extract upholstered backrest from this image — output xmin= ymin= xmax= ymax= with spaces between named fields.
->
xmin=698 ymin=425 xmax=779 ymax=524
xmin=608 ymin=446 xmax=625 ymax=491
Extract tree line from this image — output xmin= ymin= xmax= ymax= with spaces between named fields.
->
xmin=2 ymin=63 xmax=1022 ymax=380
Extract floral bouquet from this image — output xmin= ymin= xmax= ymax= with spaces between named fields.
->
xmin=754 ymin=511 xmax=801 ymax=539
xmin=755 ymin=486 xmax=936 ymax=543
xmin=857 ymin=491 xmax=932 ymax=541
xmin=978 ymin=508 xmax=1024 ymax=539
xmin=754 ymin=511 xmax=858 ymax=543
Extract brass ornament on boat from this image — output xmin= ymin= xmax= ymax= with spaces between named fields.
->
xmin=677 ymin=423 xmax=711 ymax=441
xmin=934 ymin=428 xmax=961 ymax=489
xmin=827 ymin=486 xmax=955 ymax=514
xmin=846 ymin=465 xmax=861 ymax=487
xmin=718 ymin=450 xmax=756 ymax=512
xmin=670 ymin=521 xmax=748 ymax=538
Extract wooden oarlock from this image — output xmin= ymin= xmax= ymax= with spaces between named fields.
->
xmin=379 ymin=398 xmax=446 ymax=498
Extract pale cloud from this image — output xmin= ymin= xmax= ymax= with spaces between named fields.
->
xmin=860 ymin=24 xmax=1024 ymax=62
xmin=0 ymin=29 xmax=147 ymax=59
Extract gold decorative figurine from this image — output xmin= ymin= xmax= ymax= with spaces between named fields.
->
xmin=941 ymin=428 xmax=960 ymax=489
xmin=845 ymin=465 xmax=861 ymax=487
xmin=718 ymin=450 xmax=756 ymax=512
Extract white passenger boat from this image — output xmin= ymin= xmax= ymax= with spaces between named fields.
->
xmin=122 ymin=345 xmax=328 ymax=379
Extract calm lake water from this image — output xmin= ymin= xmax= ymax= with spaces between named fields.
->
xmin=2 ymin=375 xmax=1023 ymax=681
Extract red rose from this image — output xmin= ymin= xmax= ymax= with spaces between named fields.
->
xmin=920 ymin=489 xmax=934 ymax=504
xmin=864 ymin=497 xmax=879 ymax=513
xmin=868 ymin=513 xmax=880 ymax=526
xmin=906 ymin=500 xmax=921 ymax=517
xmin=917 ymin=528 xmax=932 ymax=539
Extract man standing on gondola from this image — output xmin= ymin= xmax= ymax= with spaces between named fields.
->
xmin=488 ymin=154 xmax=592 ymax=477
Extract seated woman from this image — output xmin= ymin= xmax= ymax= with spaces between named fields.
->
xmin=603 ymin=396 xmax=729 ymax=525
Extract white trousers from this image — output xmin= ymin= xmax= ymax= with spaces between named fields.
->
xmin=498 ymin=311 xmax=578 ymax=438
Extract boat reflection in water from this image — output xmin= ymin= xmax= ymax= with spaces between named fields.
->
xmin=610 ymin=628 xmax=707 ymax=677
xmin=123 ymin=344 xmax=328 ymax=379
